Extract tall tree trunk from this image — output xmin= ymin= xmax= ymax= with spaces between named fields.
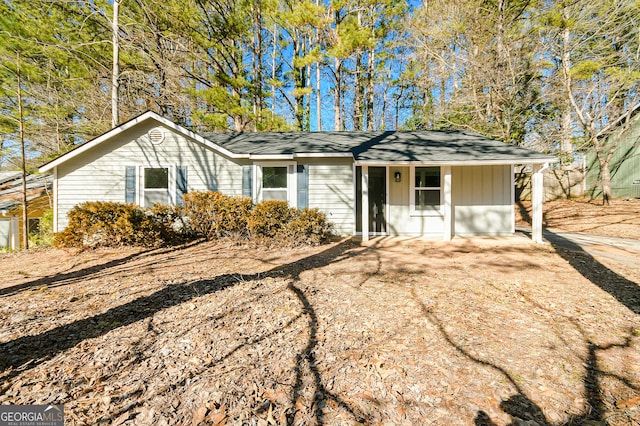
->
xmin=315 ymin=0 xmax=322 ymax=131
xmin=493 ymin=0 xmax=506 ymax=127
xmin=271 ymin=24 xmax=277 ymax=120
xmin=293 ymin=32 xmax=306 ymax=131
xmin=366 ymin=45 xmax=375 ymax=130
xmin=353 ymin=9 xmax=364 ymax=130
xmin=252 ymin=0 xmax=263 ymax=131
xmin=594 ymin=138 xmax=613 ymax=205
xmin=17 ymin=52 xmax=28 ymax=250
xmin=381 ymin=61 xmax=392 ymax=130
xmin=231 ymin=43 xmax=248 ymax=131
xmin=316 ymin=61 xmax=322 ymax=131
xmin=394 ymin=94 xmax=400 ymax=130
xmin=111 ymin=0 xmax=120 ymax=128
xmin=440 ymin=69 xmax=446 ymax=114
xmin=305 ymin=57 xmax=311 ymax=131
xmin=333 ymin=57 xmax=343 ymax=131
xmin=560 ymin=16 xmax=573 ymax=159
xmin=353 ymin=51 xmax=363 ymax=130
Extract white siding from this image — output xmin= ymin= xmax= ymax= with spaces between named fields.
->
xmin=452 ymin=165 xmax=513 ymax=235
xmin=388 ymin=166 xmax=444 ymax=237
xmin=56 ymin=121 xmax=242 ymax=229
xmin=307 ymin=159 xmax=354 ymax=235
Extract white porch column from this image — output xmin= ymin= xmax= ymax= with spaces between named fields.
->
xmin=443 ymin=166 xmax=453 ymax=241
xmin=361 ymin=165 xmax=369 ymax=242
xmin=531 ymin=163 xmax=547 ymax=243
xmin=10 ymin=216 xmax=19 ymax=250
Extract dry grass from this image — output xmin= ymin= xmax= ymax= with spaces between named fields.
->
xmin=516 ymin=198 xmax=640 ymax=240
xmin=0 ymin=228 xmax=639 ymax=425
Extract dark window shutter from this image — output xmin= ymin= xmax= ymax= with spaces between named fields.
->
xmin=297 ymin=164 xmax=309 ymax=208
xmin=176 ymin=166 xmax=188 ymax=205
xmin=125 ymin=166 xmax=136 ymax=203
xmin=242 ymin=165 xmax=253 ymax=198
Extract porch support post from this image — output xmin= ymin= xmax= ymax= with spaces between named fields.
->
xmin=10 ymin=216 xmax=19 ymax=250
xmin=531 ymin=163 xmax=547 ymax=243
xmin=443 ymin=165 xmax=452 ymax=241
xmin=362 ymin=165 xmax=369 ymax=242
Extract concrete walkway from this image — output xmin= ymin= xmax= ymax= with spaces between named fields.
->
xmin=517 ymin=226 xmax=640 ymax=269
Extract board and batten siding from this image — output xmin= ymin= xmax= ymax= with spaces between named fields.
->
xmin=307 ymin=159 xmax=354 ymax=235
xmin=56 ymin=122 xmax=243 ymax=229
xmin=387 ymin=166 xmax=444 ymax=237
xmin=452 ymin=165 xmax=513 ymax=235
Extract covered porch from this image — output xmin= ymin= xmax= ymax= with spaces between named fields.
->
xmin=355 ymin=162 xmax=549 ymax=243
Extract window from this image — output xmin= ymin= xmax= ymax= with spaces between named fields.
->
xmin=262 ymin=166 xmax=288 ymax=201
xmin=143 ymin=167 xmax=169 ymax=206
xmin=411 ymin=166 xmax=441 ymax=213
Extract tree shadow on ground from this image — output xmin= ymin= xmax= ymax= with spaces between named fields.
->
xmin=272 ymin=238 xmax=380 ymax=424
xmin=473 ymin=333 xmax=636 ymax=426
xmin=286 ymin=281 xmax=367 ymax=425
xmin=410 ymin=286 xmax=637 ymax=426
xmin=106 ymin=238 xmax=373 ymax=425
xmin=0 ymin=238 xmax=360 ymax=426
xmin=543 ymin=229 xmax=639 ymax=315
xmin=409 ymin=227 xmax=640 ymax=425
xmin=0 ymin=242 xmax=204 ymax=298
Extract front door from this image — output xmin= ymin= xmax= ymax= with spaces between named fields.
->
xmin=355 ymin=166 xmax=387 ymax=236
xmin=368 ymin=167 xmax=387 ymax=234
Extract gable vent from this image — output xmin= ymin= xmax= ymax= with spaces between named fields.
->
xmin=148 ymin=128 xmax=165 ymax=145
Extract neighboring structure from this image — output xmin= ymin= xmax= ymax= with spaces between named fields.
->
xmin=586 ymin=104 xmax=640 ymax=199
xmin=0 ymin=172 xmax=52 ymax=249
xmin=516 ymin=156 xmax=585 ymax=202
xmin=39 ymin=111 xmax=555 ymax=243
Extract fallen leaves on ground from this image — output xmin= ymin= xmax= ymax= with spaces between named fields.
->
xmin=1 ymin=199 xmax=639 ymax=425
xmin=516 ymin=198 xmax=640 ymax=239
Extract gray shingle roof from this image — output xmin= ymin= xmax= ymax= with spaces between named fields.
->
xmin=204 ymin=130 xmax=555 ymax=163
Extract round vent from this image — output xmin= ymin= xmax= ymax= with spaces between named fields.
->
xmin=148 ymin=128 xmax=165 ymax=145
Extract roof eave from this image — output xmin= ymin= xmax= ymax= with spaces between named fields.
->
xmin=247 ymin=152 xmax=354 ymax=160
xmin=249 ymin=154 xmax=295 ymax=160
xmin=295 ymin=152 xmax=354 ymax=159
xmin=354 ymin=157 xmax=557 ymax=166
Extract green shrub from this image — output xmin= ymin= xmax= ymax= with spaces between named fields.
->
xmin=55 ymin=202 xmax=166 ymax=248
xmin=280 ymin=208 xmax=334 ymax=246
xmin=247 ymin=200 xmax=292 ymax=238
xmin=182 ymin=191 xmax=252 ymax=240
xmin=29 ymin=208 xmax=55 ymax=247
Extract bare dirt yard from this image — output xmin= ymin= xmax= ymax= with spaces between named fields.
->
xmin=1 ymin=199 xmax=639 ymax=425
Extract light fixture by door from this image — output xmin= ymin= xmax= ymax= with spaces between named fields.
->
xmin=394 ymin=171 xmax=402 ymax=182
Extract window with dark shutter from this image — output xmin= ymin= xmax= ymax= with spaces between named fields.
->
xmin=176 ymin=166 xmax=188 ymax=205
xmin=297 ymin=164 xmax=308 ymax=208
xmin=242 ymin=165 xmax=253 ymax=198
xmin=125 ymin=166 xmax=136 ymax=203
